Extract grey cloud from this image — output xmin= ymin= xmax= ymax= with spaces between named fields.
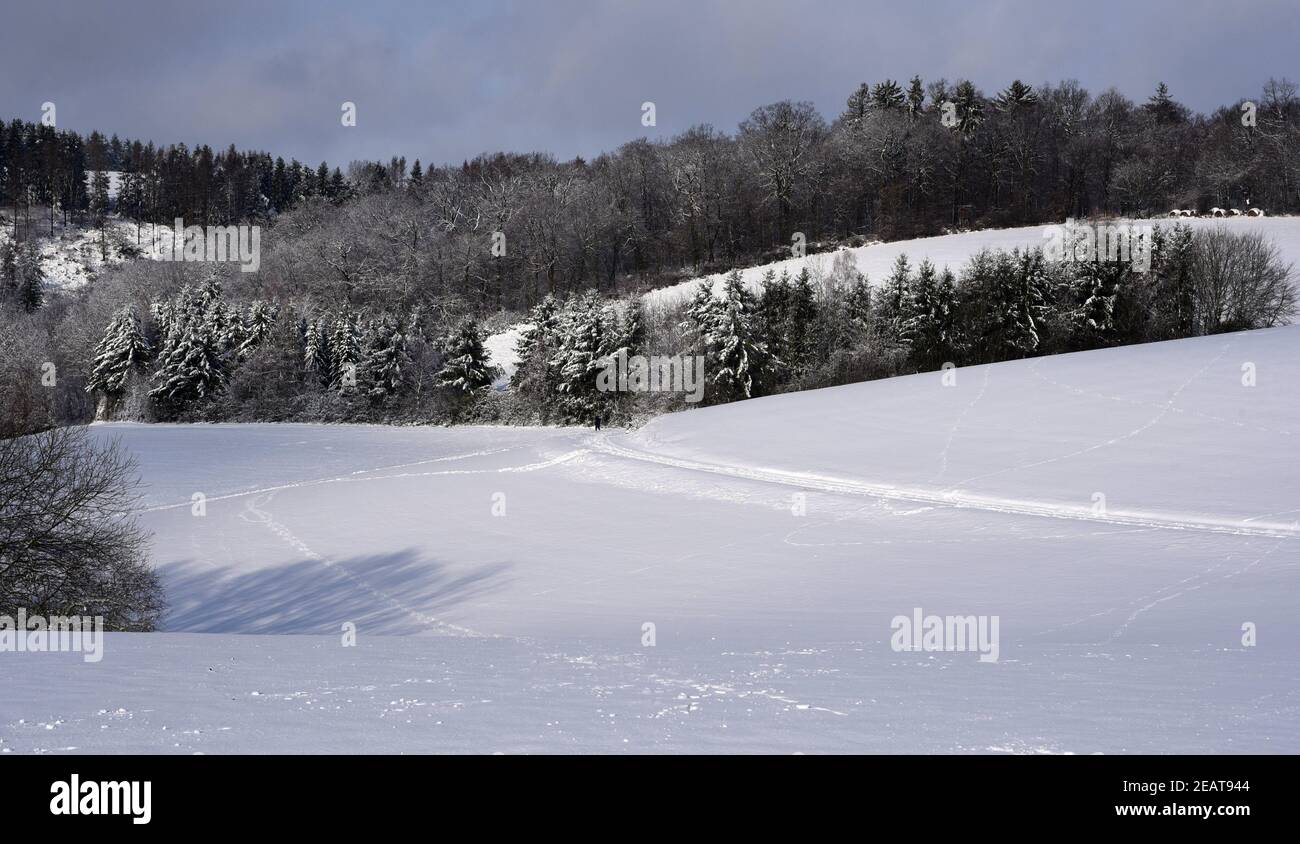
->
xmin=1 ymin=0 xmax=1295 ymax=166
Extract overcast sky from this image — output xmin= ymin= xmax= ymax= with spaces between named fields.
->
xmin=2 ymin=0 xmax=1297 ymax=168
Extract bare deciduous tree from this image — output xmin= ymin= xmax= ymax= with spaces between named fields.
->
xmin=0 ymin=427 xmax=162 ymax=630
xmin=1191 ymin=228 xmax=1296 ymax=333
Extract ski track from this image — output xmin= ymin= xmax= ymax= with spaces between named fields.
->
xmin=137 ymin=378 xmax=1293 ymax=656
xmin=346 ymin=444 xmax=525 ymax=476
xmin=142 ymin=448 xmax=587 ymax=513
xmin=590 ymin=432 xmax=1298 ymax=538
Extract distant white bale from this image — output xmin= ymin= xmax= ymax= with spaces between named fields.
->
xmin=1231 ymin=208 xmax=1244 ymax=216
xmin=1247 ymin=207 xmax=1266 ymax=217
xmin=1210 ymin=207 xmax=1226 ymax=217
xmin=1168 ymin=209 xmax=1182 ymax=217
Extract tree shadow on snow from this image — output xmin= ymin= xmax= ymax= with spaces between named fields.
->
xmin=157 ymin=549 xmax=511 ymax=635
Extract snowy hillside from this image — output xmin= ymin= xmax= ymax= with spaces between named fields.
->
xmin=0 ymin=216 xmax=187 ymax=290
xmin=486 ymin=215 xmax=1300 ymax=377
xmin=2 ymin=327 xmax=1297 ymax=753
xmin=483 ymin=322 xmax=530 ymax=389
xmin=644 ymin=215 xmax=1300 ymax=310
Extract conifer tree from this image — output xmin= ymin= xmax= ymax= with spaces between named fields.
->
xmin=14 ymin=241 xmax=43 ymax=311
xmin=550 ymin=293 xmax=612 ymax=406
xmin=682 ymin=280 xmax=720 ymax=356
xmin=89 ymin=169 xmax=111 ymax=261
xmin=757 ymin=269 xmax=791 ymax=359
xmin=330 ymin=307 xmax=361 ymax=391
xmin=1077 ymin=273 xmax=1117 ymax=335
xmin=872 ymin=80 xmax=906 ymax=111
xmin=843 ymin=82 xmax=872 ymax=126
xmin=707 ymin=273 xmax=777 ymax=402
xmin=150 ymin=301 xmax=176 ymax=350
xmin=512 ymin=295 xmax=560 ymax=398
xmin=205 ymin=300 xmax=237 ymax=353
xmin=328 ymin=168 xmax=347 ymax=201
xmin=1148 ymin=223 xmax=1197 ymax=339
xmin=995 ymin=80 xmax=1038 ymax=112
xmin=1146 ymin=82 xmax=1183 ymax=124
xmin=148 ymin=318 xmax=227 ymax=411
xmin=237 ymin=301 xmax=279 ymax=358
xmin=846 ymin=274 xmax=873 ymax=329
xmin=362 ymin=314 xmax=411 ymax=401
xmin=901 ymin=261 xmax=958 ymax=367
xmin=966 ymin=248 xmax=1049 ymax=360
xmin=437 ymin=319 xmax=498 ymax=392
xmin=86 ymin=306 xmax=152 ymax=396
xmin=619 ymin=298 xmax=646 ymax=357
xmin=303 ymin=317 xmax=332 ymax=382
xmin=952 ymin=80 xmax=985 ymax=137
xmin=906 ymin=76 xmax=926 ymax=118
xmin=879 ymin=254 xmax=912 ymax=342
xmin=783 ymin=268 xmax=818 ymax=373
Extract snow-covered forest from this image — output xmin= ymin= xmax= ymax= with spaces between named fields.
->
xmin=4 ymin=78 xmax=1300 ymax=433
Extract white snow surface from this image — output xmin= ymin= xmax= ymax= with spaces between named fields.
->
xmin=2 ymin=327 xmax=1298 ymax=753
xmin=483 ymin=323 xmax=530 ymax=389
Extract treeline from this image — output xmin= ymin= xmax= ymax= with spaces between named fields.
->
xmin=8 ymin=76 xmax=1300 ymax=318
xmin=507 ymin=224 xmax=1293 ymax=423
xmin=3 ymin=75 xmax=1299 ymax=435
xmin=77 ymin=270 xmax=500 ymax=425
xmin=0 ymin=119 xmax=348 ymax=237
xmin=202 ymin=76 xmax=1300 ymax=318
xmin=38 ymin=223 xmax=1284 ymax=431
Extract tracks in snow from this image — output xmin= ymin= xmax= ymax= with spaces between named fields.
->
xmin=591 ymin=433 xmax=1299 ymax=539
xmin=139 ymin=426 xmax=1297 ymax=540
xmin=142 ymin=447 xmax=586 ymax=514
xmin=239 ymin=490 xmax=487 ymax=638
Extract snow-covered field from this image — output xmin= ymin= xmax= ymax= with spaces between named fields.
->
xmin=2 ymin=327 xmax=1298 ymax=754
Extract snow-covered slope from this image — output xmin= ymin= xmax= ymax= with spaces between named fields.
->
xmin=2 ymin=328 xmax=1297 ymax=753
xmin=643 ymin=216 xmax=1300 ymax=310
xmin=0 ymin=217 xmax=186 ymax=290
xmin=483 ymin=323 xmax=530 ymax=389
xmin=627 ymin=328 xmax=1299 ymax=532
xmin=485 ymin=216 xmax=1300 ymax=377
